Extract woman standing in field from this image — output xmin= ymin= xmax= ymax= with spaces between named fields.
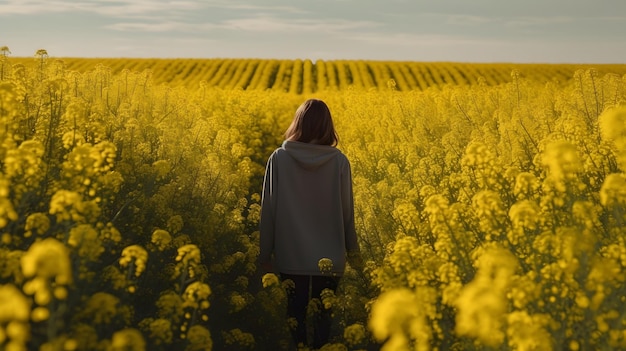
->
xmin=258 ymin=99 xmax=363 ymax=349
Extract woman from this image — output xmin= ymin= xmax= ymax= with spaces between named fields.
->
xmin=258 ymin=99 xmax=363 ymax=349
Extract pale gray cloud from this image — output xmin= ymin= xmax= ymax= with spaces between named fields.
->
xmin=218 ymin=16 xmax=380 ymax=33
xmin=0 ymin=0 xmax=171 ymax=15
xmin=104 ymin=21 xmax=204 ymax=33
xmin=105 ymin=14 xmax=379 ymax=34
xmin=0 ymin=0 xmax=302 ymax=17
xmin=445 ymin=14 xmax=498 ymax=26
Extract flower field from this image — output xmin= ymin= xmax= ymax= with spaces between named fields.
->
xmin=1 ymin=52 xmax=626 ymax=351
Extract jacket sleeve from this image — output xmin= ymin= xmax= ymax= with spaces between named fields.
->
xmin=258 ymin=152 xmax=276 ymax=265
xmin=341 ymin=156 xmax=360 ymax=254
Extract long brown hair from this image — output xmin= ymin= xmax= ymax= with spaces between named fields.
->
xmin=285 ymin=99 xmax=338 ymax=146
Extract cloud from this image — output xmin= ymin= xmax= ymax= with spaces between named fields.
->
xmin=445 ymin=14 xmax=498 ymax=26
xmin=108 ymin=35 xmax=219 ymax=55
xmin=0 ymin=0 xmax=199 ymax=13
xmin=219 ymin=16 xmax=380 ymax=33
xmin=504 ymin=16 xmax=575 ymax=28
xmin=104 ymin=21 xmax=203 ymax=33
xmin=0 ymin=0 xmax=303 ymax=18
xmin=207 ymin=2 xmax=306 ymax=14
xmin=104 ymin=11 xmax=380 ymax=35
xmin=344 ymin=31 xmax=498 ymax=48
xmin=0 ymin=0 xmax=76 ymax=14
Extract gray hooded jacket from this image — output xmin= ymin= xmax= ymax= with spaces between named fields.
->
xmin=258 ymin=140 xmax=359 ymax=275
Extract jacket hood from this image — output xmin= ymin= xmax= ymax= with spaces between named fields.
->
xmin=282 ymin=140 xmax=340 ymax=170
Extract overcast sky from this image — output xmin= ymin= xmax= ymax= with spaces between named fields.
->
xmin=1 ymin=0 xmax=625 ymax=63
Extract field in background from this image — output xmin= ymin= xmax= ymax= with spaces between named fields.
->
xmin=9 ymin=56 xmax=626 ymax=91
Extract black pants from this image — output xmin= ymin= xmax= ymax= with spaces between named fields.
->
xmin=280 ymin=273 xmax=340 ymax=349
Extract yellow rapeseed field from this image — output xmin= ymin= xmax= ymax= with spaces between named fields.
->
xmin=2 ymin=51 xmax=626 ymax=350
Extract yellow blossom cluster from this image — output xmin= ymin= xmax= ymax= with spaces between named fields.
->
xmin=318 ymin=258 xmax=334 ymax=275
xmin=185 ymin=325 xmax=212 ymax=350
xmin=369 ymin=288 xmax=432 ymax=351
xmin=23 ymin=212 xmax=50 ymax=238
xmin=0 ymin=284 xmax=31 ymax=351
xmin=182 ymin=282 xmax=211 ymax=311
xmin=110 ymin=328 xmax=145 ymax=351
xmin=0 ymin=177 xmax=18 ymax=229
xmin=599 ymin=106 xmax=626 ymax=169
xmin=222 ymin=328 xmax=255 ymax=349
xmin=119 ymin=245 xmax=148 ymax=278
xmin=342 ymin=323 xmax=366 ymax=346
xmin=21 ymin=238 xmax=71 ymax=306
xmin=175 ymin=244 xmax=201 ymax=280
xmin=49 ymin=190 xmax=100 ymax=223
xmin=151 ymin=229 xmax=172 ymax=251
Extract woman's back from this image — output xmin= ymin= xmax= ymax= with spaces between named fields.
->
xmin=261 ymin=140 xmax=357 ymax=275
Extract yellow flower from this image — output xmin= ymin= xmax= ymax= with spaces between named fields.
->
xmin=318 ymin=258 xmax=334 ymax=274
xmin=21 ymin=238 xmax=72 ymax=284
xmin=0 ymin=178 xmax=18 ymax=229
xmin=246 ymin=203 xmax=261 ymax=225
xmin=509 ymin=200 xmax=540 ymax=231
xmin=31 ymin=307 xmax=49 ymax=322
xmin=152 ymin=160 xmax=171 ymax=180
xmin=68 ymin=224 xmax=104 ymax=259
xmin=229 ymin=292 xmax=247 ymax=312
xmin=261 ymin=273 xmax=279 ymax=288
xmin=462 ymin=141 xmax=495 ymax=168
xmin=24 ymin=213 xmax=50 ymax=238
xmin=369 ymin=288 xmax=430 ymax=350
xmin=49 ymin=190 xmax=98 ymax=223
xmin=119 ymin=245 xmax=148 ymax=277
xmin=151 ymin=229 xmax=172 ymax=251
xmin=455 ymin=246 xmax=518 ymax=347
xmin=4 ymin=320 xmax=30 ymax=346
xmin=506 ymin=311 xmax=553 ymax=351
xmin=156 ymin=291 xmax=183 ymax=322
xmin=100 ymin=222 xmax=122 ymax=243
xmin=600 ymin=173 xmax=626 ymax=207
xmin=320 ymin=288 xmax=336 ymax=310
xmin=182 ymin=282 xmax=211 ymax=310
xmin=599 ymin=106 xmax=626 ymax=169
xmin=343 ymin=323 xmax=366 ymax=346
xmin=166 ymin=215 xmax=184 ymax=234
xmin=540 ymin=140 xmax=582 ymax=181
xmin=513 ymin=172 xmax=539 ymax=199
xmin=0 ymin=284 xmax=31 ymax=322
xmin=176 ymin=244 xmax=200 ymax=265
xmin=175 ymin=244 xmax=201 ymax=279
xmin=392 ymin=201 xmax=420 ymax=232
xmin=222 ymin=328 xmax=254 ymax=348
xmin=77 ymin=292 xmax=133 ymax=328
xmin=62 ymin=131 xmax=85 ymax=150
xmin=110 ymin=328 xmax=145 ymax=351
xmin=0 ymin=285 xmax=31 ymax=349
xmin=148 ymin=319 xmax=173 ymax=345
xmin=185 ymin=325 xmax=212 ymax=351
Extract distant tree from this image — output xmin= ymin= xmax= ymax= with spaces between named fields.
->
xmin=0 ymin=46 xmax=10 ymax=57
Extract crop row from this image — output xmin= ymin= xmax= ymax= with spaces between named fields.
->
xmin=7 ymin=55 xmax=626 ymax=92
